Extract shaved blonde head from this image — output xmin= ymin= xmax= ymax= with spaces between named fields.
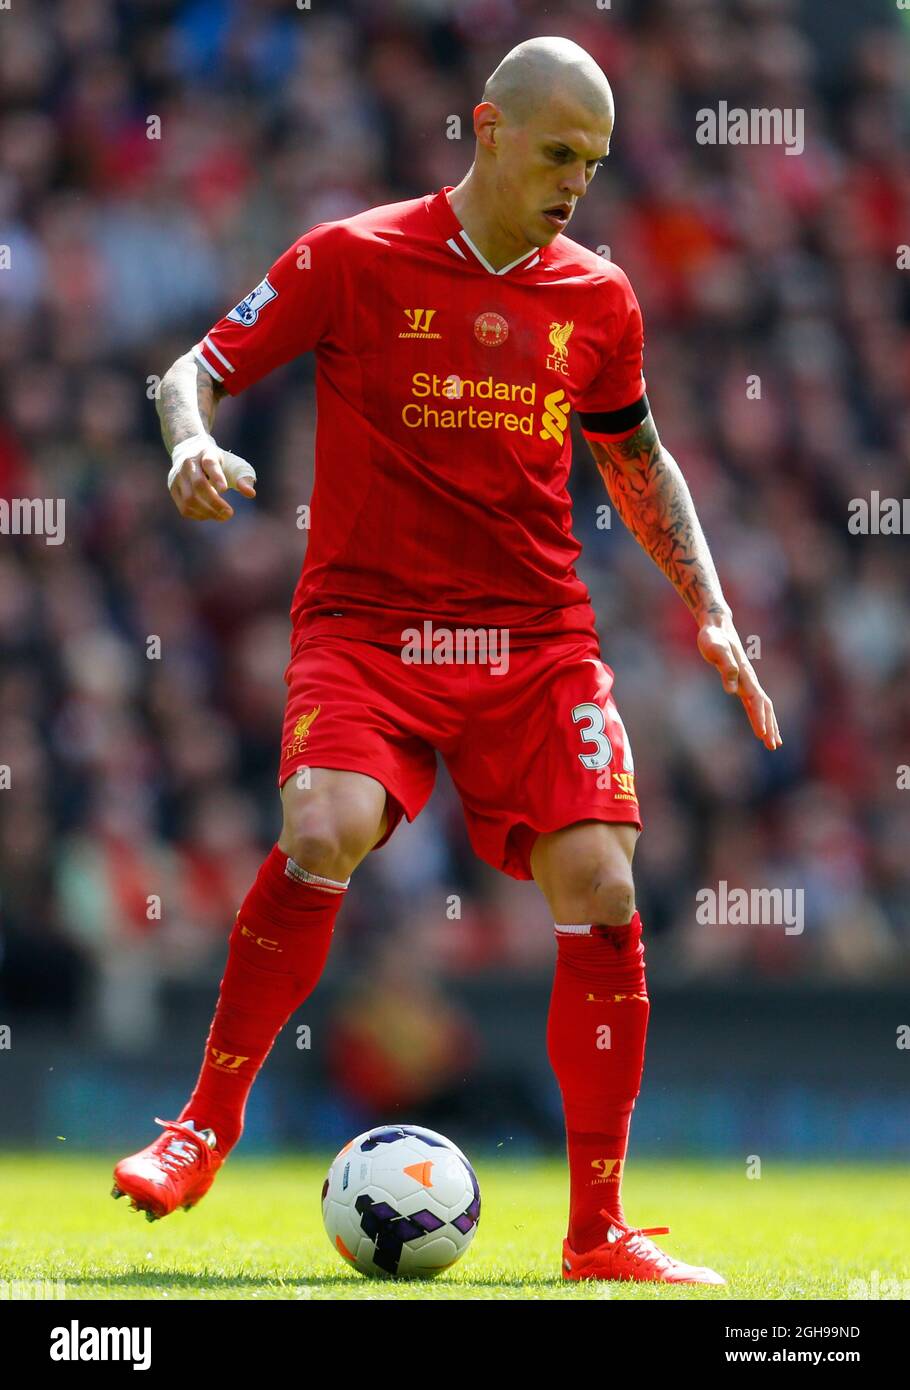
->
xmin=447 ymin=36 xmax=615 ymax=268
xmin=482 ymin=36 xmax=614 ymax=127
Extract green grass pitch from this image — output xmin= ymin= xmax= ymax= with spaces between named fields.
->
xmin=0 ymin=1155 xmax=906 ymax=1300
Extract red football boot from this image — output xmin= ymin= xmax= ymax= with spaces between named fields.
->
xmin=562 ymin=1209 xmax=726 ymax=1285
xmin=111 ymin=1118 xmax=222 ymax=1222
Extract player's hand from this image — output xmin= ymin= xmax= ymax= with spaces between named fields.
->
xmin=169 ymin=439 xmax=257 ymax=521
xmin=696 ymin=613 xmax=782 ymax=750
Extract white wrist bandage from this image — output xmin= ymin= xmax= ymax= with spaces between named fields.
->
xmin=167 ymin=432 xmax=257 ymax=493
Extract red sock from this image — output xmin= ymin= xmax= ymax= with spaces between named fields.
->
xmin=179 ymin=844 xmax=347 ymax=1155
xmin=546 ymin=912 xmax=650 ymax=1254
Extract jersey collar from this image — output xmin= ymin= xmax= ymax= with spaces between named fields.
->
xmin=429 ymin=186 xmax=544 ymax=276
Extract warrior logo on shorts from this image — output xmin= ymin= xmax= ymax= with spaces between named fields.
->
xmin=228 ymin=275 xmax=278 ymax=326
xmin=613 ymin=771 xmax=637 ymax=801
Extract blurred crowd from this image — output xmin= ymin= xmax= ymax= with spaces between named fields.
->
xmin=1 ymin=0 xmax=910 ymax=1051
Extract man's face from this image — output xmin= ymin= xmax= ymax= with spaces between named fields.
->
xmin=489 ymin=94 xmax=613 ymax=247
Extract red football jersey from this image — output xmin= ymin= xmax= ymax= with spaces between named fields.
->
xmin=194 ymin=186 xmax=649 ymax=648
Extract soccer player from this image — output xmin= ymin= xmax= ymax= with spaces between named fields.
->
xmin=113 ymin=36 xmax=780 ymax=1284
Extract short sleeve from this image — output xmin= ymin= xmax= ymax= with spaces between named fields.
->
xmin=574 ymin=269 xmax=649 ymax=441
xmin=193 ymin=222 xmax=341 ymax=396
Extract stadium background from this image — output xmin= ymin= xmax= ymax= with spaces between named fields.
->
xmin=0 ymin=0 xmax=908 ymax=1163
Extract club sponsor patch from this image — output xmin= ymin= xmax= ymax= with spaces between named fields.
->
xmin=227 ymin=275 xmax=278 ymax=326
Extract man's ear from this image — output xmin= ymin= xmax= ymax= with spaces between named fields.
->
xmin=474 ymin=101 xmax=500 ymax=152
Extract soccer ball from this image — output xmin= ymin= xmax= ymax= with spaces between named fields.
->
xmin=321 ymin=1124 xmax=481 ymax=1278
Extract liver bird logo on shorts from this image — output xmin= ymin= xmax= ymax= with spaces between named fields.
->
xmin=284 ymin=705 xmax=321 ymax=762
xmin=293 ymin=706 xmax=321 ymax=739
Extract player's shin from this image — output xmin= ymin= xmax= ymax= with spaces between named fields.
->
xmin=178 ymin=844 xmax=349 ymax=1155
xmin=546 ymin=912 xmax=650 ymax=1254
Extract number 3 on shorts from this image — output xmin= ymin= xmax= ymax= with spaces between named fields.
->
xmin=571 ymin=702 xmax=634 ymax=773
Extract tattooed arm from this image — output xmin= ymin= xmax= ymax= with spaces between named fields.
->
xmin=157 ymin=349 xmax=226 ymax=454
xmin=588 ymin=411 xmax=781 ymax=750
xmin=588 ymin=412 xmax=728 ymax=623
xmin=156 ymin=351 xmax=254 ymax=521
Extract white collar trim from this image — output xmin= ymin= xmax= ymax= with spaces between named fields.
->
xmin=445 ymin=216 xmax=540 ymax=275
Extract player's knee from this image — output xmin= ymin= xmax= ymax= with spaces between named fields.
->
xmin=280 ymin=805 xmax=378 ymax=881
xmin=279 ymin=769 xmax=388 ymax=880
xmin=550 ymin=868 xmax=636 ymax=928
xmin=593 ymin=874 xmax=636 ymax=926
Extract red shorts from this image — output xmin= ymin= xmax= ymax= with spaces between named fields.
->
xmin=279 ymin=631 xmax=642 ymax=881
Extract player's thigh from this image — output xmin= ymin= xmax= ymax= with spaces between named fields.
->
xmin=445 ymin=636 xmax=643 ymax=884
xmin=279 ymin=635 xmax=440 ymax=875
xmin=279 ymin=766 xmax=389 ymax=878
xmin=530 ymin=819 xmax=640 ymax=926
